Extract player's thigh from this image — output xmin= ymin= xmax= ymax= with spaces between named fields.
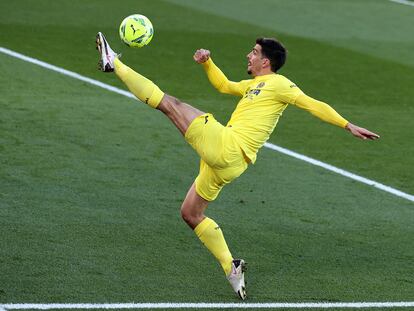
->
xmin=185 ymin=113 xmax=227 ymax=167
xmin=157 ymin=94 xmax=205 ymax=135
xmin=195 ymin=158 xmax=248 ymax=202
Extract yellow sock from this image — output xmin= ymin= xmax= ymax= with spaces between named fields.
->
xmin=114 ymin=57 xmax=164 ymax=109
xmin=194 ymin=217 xmax=233 ymax=275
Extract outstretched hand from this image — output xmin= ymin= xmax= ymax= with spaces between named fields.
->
xmin=346 ymin=123 xmax=380 ymax=140
xmin=193 ymin=49 xmax=210 ymax=64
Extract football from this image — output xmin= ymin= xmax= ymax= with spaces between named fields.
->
xmin=119 ymin=14 xmax=154 ymax=48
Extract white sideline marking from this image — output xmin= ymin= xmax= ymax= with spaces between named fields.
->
xmin=264 ymin=143 xmax=414 ymax=202
xmin=0 ymin=47 xmax=135 ymax=100
xmin=2 ymin=302 xmax=414 ymax=309
xmin=389 ymin=0 xmax=414 ymax=7
xmin=1 ymin=46 xmax=413 ymax=203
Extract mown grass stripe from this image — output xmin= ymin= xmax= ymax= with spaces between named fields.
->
xmin=389 ymin=0 xmax=414 ymax=7
xmin=1 ymin=46 xmax=413 ymax=203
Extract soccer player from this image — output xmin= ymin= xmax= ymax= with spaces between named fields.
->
xmin=95 ymin=33 xmax=379 ymax=300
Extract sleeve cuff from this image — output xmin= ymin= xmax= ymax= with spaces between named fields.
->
xmin=201 ymin=58 xmax=213 ymax=69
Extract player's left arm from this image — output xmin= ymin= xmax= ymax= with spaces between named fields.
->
xmin=193 ymin=49 xmax=248 ymax=97
xmin=293 ymin=94 xmax=380 ymax=140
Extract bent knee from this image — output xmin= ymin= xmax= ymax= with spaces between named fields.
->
xmin=180 ymin=205 xmax=192 ymax=223
xmin=180 ymin=204 xmax=204 ymax=227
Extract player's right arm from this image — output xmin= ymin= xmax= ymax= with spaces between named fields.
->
xmin=294 ymin=94 xmax=380 ymax=140
xmin=274 ymin=77 xmax=380 ymax=140
xmin=193 ymin=49 xmax=248 ymax=96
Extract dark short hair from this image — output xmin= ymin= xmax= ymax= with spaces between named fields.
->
xmin=256 ymin=38 xmax=286 ymax=72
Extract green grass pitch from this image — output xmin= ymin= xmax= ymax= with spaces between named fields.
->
xmin=0 ymin=0 xmax=413 ymax=308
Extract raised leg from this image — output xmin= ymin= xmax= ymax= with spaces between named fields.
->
xmin=157 ymin=95 xmax=204 ymax=136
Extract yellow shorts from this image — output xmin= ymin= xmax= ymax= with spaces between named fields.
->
xmin=185 ymin=113 xmax=248 ymax=201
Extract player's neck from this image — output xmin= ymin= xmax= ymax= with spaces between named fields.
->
xmin=253 ymin=68 xmax=274 ymax=78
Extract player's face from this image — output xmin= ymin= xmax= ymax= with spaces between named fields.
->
xmin=247 ymin=44 xmax=265 ymax=76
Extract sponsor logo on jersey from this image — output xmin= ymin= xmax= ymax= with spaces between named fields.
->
xmin=244 ymin=87 xmax=262 ymax=99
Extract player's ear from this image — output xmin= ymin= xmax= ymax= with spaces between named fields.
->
xmin=262 ymin=57 xmax=271 ymax=68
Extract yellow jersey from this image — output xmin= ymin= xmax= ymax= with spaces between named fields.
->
xmin=202 ymin=58 xmax=348 ymax=163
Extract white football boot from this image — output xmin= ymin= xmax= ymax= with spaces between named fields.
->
xmin=227 ymin=259 xmax=247 ymax=300
xmin=95 ymin=32 xmax=118 ymax=72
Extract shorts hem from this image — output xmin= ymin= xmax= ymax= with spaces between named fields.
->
xmin=195 ymin=179 xmax=215 ymax=202
xmin=184 ymin=112 xmax=212 ymax=142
